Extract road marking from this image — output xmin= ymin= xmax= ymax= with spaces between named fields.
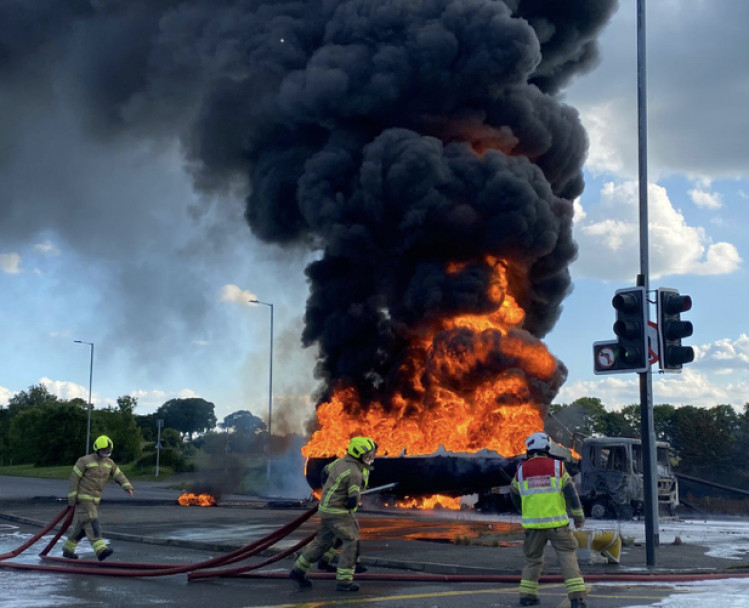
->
xmin=248 ymin=583 xmax=681 ymax=608
xmin=249 ymin=586 xmax=518 ymax=608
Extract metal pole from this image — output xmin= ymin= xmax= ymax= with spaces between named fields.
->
xmin=636 ymin=0 xmax=659 ymax=567
xmin=74 ymin=340 xmax=94 ymax=455
xmin=249 ymin=299 xmax=274 ymax=484
xmin=156 ymin=419 xmax=163 ymax=477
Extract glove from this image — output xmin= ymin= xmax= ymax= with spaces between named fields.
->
xmin=345 ymin=495 xmax=358 ymax=510
xmin=573 ymin=516 xmax=585 ymax=529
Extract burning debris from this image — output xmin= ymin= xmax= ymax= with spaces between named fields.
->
xmin=177 ymin=492 xmax=217 ymax=507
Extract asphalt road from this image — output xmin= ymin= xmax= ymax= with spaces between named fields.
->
xmin=0 ymin=476 xmax=736 ymax=608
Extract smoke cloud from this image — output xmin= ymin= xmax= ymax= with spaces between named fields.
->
xmin=1 ymin=1 xmax=618 ymax=412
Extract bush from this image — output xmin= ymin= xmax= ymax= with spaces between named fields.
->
xmin=134 ymin=447 xmax=195 ymax=474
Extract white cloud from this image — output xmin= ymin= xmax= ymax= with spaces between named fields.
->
xmin=34 ymin=240 xmax=61 ymax=256
xmin=573 ymin=180 xmax=741 ymax=280
xmin=697 ymin=334 xmax=749 ymax=370
xmin=0 ymin=253 xmax=22 ymax=274
xmin=578 ymin=100 xmax=636 ymax=178
xmin=39 ymin=377 xmax=90 ymax=402
xmin=0 ymin=385 xmax=12 ymax=405
xmin=689 ymin=189 xmax=722 ymax=210
xmin=220 ymin=284 xmax=257 ymax=307
xmin=557 ymin=369 xmax=747 ymax=410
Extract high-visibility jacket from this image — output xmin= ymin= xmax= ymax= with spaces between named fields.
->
xmin=318 ymin=454 xmax=368 ymax=515
xmin=68 ymin=453 xmax=133 ymax=506
xmin=511 ymin=455 xmax=571 ymax=529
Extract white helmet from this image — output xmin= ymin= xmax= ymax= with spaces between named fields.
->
xmin=525 ymin=432 xmax=551 ymax=453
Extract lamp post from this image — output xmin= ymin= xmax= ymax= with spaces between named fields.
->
xmin=74 ymin=340 xmax=94 ymax=455
xmin=249 ymin=299 xmax=274 ymax=484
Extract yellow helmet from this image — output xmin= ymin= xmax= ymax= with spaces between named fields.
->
xmin=347 ymin=436 xmax=377 ymax=459
xmin=93 ymin=435 xmax=113 ymax=452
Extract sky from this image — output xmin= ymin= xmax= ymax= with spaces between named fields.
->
xmin=1 ymin=1 xmax=748 ymax=437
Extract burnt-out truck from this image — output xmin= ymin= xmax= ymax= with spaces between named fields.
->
xmin=573 ymin=436 xmax=679 ymax=519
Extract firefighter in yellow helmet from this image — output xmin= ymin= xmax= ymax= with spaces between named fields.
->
xmin=510 ymin=432 xmax=587 ymax=608
xmin=61 ymin=435 xmax=134 ymax=561
xmin=290 ymin=436 xmax=377 ymax=592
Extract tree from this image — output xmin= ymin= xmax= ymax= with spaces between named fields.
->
xmin=156 ymin=397 xmax=217 ymax=440
xmin=9 ymin=402 xmax=86 ymax=465
xmin=93 ymin=397 xmax=143 ymax=463
xmin=8 ymin=384 xmax=59 ymax=415
xmin=117 ymin=395 xmax=138 ymax=416
xmin=221 ymin=410 xmax=266 ymax=434
xmin=549 ymin=397 xmax=608 ymax=441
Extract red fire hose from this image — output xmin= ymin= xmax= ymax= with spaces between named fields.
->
xmin=4 ymin=505 xmax=749 ymax=584
xmin=0 ymin=504 xmax=317 ymax=577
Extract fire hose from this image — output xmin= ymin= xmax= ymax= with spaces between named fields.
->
xmin=0 ymin=502 xmax=317 ymax=577
xmin=4 ymin=490 xmax=749 ymax=584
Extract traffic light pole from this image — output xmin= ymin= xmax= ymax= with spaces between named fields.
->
xmin=637 ymin=0 xmax=659 ymax=567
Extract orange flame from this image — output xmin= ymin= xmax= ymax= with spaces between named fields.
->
xmin=302 ymin=257 xmax=555 ymax=460
xmin=177 ymin=492 xmax=216 ymax=507
xmin=393 ymin=495 xmax=462 ymax=510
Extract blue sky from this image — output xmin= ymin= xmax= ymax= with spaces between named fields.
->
xmin=1 ymin=1 xmax=747 ymax=434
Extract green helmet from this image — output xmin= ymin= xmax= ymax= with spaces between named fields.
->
xmin=93 ymin=435 xmax=114 ymax=452
xmin=347 ymin=436 xmax=377 ymax=459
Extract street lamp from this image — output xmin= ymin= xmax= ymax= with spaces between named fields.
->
xmin=249 ymin=299 xmax=274 ymax=483
xmin=74 ymin=340 xmax=94 ymax=454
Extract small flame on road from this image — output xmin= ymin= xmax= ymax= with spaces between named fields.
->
xmin=177 ymin=492 xmax=216 ymax=507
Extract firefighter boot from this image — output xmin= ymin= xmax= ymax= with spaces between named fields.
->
xmin=336 ymin=582 xmax=360 ymax=592
xmin=570 ymin=600 xmax=587 ymax=608
xmin=317 ymin=558 xmax=336 ymax=572
xmin=519 ymin=597 xmax=540 ymax=606
xmin=289 ymin=568 xmax=312 ymax=588
xmin=97 ymin=547 xmax=114 ymax=561
xmin=62 ymin=550 xmax=78 ymax=560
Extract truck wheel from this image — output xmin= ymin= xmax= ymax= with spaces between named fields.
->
xmin=590 ymin=502 xmax=607 ymax=519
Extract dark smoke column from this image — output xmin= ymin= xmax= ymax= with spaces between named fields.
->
xmin=0 ymin=0 xmax=618 ymax=428
xmin=188 ymin=0 xmax=618 ymax=412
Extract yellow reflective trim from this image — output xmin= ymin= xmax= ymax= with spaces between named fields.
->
xmin=77 ymin=494 xmax=101 ymax=503
xmin=72 ymin=466 xmax=83 ymax=478
xmin=85 ymin=462 xmax=99 ymax=469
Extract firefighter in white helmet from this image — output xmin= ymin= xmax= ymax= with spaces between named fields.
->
xmin=510 ymin=431 xmax=587 ymax=608
xmin=290 ymin=436 xmax=377 ymax=592
xmin=61 ymin=435 xmax=134 ymax=561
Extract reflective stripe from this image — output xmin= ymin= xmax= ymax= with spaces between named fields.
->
xmin=521 ymin=514 xmax=570 ymax=525
xmin=296 ymin=555 xmax=314 ymax=572
xmin=336 ymin=567 xmax=354 ymax=582
xmin=85 ymin=462 xmax=99 ymax=469
xmin=77 ymin=494 xmax=101 ymax=503
xmin=72 ymin=466 xmax=83 ymax=478
xmin=565 ymin=576 xmax=586 ymax=594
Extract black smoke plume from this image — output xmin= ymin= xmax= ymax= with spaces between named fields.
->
xmin=1 ymin=1 xmax=618 ymax=414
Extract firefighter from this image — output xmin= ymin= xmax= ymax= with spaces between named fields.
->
xmin=290 ymin=436 xmax=377 ymax=592
xmin=510 ymin=432 xmax=587 ymax=608
xmin=61 ymin=435 xmax=134 ymax=561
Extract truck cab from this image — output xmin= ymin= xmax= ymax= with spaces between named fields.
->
xmin=575 ymin=437 xmax=679 ymax=519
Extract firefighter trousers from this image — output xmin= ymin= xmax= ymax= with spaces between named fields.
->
xmin=295 ymin=512 xmax=359 ymax=582
xmin=62 ymin=500 xmax=108 ymax=556
xmin=520 ymin=526 xmax=586 ymax=600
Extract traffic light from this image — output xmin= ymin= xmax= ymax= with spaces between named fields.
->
xmin=611 ymin=286 xmax=648 ymax=373
xmin=657 ymin=288 xmax=694 ymax=372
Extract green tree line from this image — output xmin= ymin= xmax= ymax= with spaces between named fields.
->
xmin=550 ymin=397 xmax=749 ymax=489
xmin=0 ymin=384 xmax=272 ymax=475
